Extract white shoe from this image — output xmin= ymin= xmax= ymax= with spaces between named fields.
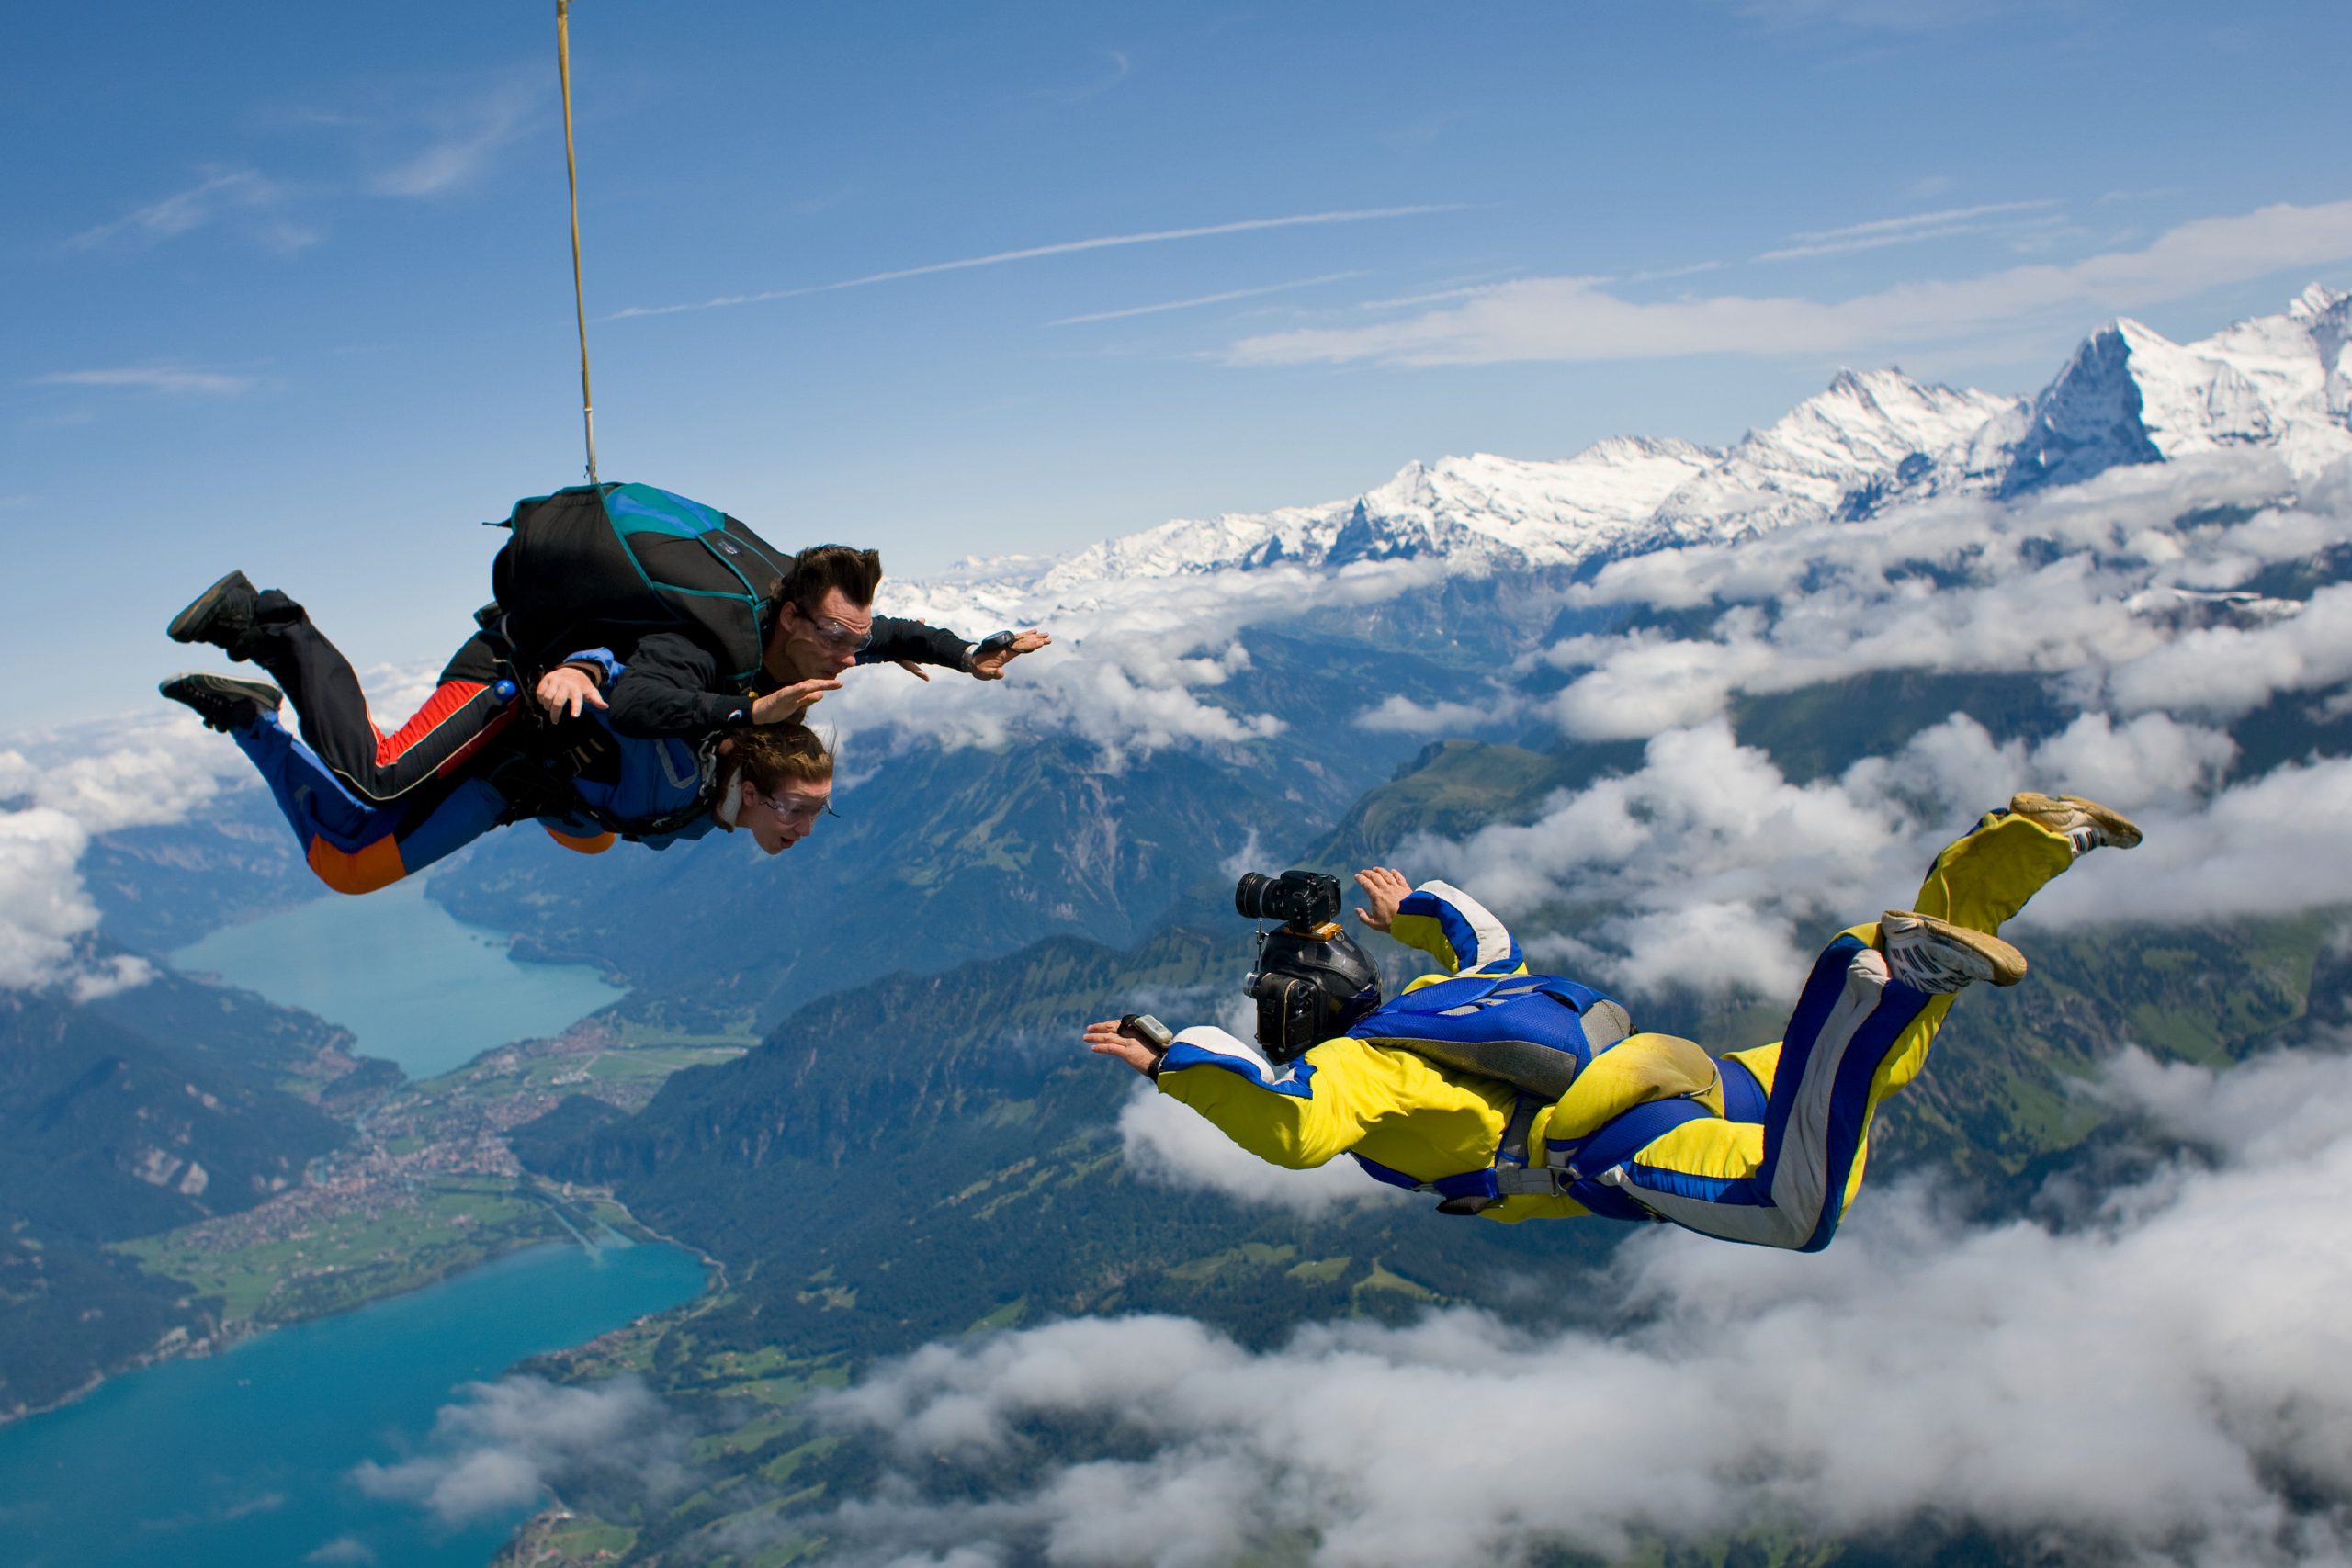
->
xmin=2008 ymin=792 xmax=2143 ymax=857
xmin=1880 ymin=910 xmax=2027 ymax=993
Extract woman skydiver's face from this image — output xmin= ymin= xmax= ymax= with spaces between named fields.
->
xmin=738 ymin=775 xmax=834 ymax=854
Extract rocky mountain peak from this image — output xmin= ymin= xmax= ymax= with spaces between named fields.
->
xmin=943 ymin=288 xmax=2352 ymax=606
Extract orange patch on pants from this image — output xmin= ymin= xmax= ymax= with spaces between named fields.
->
xmin=544 ymin=826 xmax=616 ymax=855
xmin=306 ymin=834 xmax=409 ymax=895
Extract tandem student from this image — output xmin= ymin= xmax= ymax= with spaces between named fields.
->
xmin=160 ymin=649 xmax=836 ymax=895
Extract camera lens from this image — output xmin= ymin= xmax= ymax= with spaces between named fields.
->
xmin=1234 ymin=872 xmax=1271 ymax=919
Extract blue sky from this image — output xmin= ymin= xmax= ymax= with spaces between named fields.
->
xmin=6 ymin=0 xmax=2350 ymax=728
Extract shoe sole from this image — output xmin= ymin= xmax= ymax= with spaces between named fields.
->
xmin=1883 ymin=909 xmax=2028 ymax=987
xmin=159 ymin=671 xmax=283 ymax=728
xmin=167 ymin=570 xmax=255 ymax=643
xmin=2008 ymin=791 xmax=2143 ymax=850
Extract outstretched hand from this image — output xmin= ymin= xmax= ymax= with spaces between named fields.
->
xmin=972 ymin=629 xmax=1052 ymax=681
xmin=1083 ymin=1017 xmax=1162 ymax=1077
xmin=536 ymin=666 xmax=607 ymax=721
xmin=1353 ymin=867 xmax=1411 ymax=932
xmin=750 ymin=678 xmax=843 ymax=725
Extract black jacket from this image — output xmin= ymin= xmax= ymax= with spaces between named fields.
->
xmin=604 ymin=617 xmax=969 ymax=737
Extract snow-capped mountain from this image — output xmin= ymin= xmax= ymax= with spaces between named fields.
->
xmin=2002 ymin=285 xmax=2352 ymax=494
xmin=1031 ymin=436 xmax=1718 ymax=592
xmin=937 ymin=287 xmax=2351 ymax=607
xmin=1642 ymin=368 xmax=2019 ymax=545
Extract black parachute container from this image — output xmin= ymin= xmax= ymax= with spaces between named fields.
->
xmin=488 ymin=482 xmax=794 ymax=685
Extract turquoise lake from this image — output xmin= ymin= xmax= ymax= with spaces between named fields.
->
xmin=170 ymin=878 xmax=627 ymax=1079
xmin=0 ymin=1238 xmax=706 ymax=1568
xmin=0 ymin=878 xmax=698 ymax=1564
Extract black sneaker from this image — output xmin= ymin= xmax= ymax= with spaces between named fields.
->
xmin=160 ymin=672 xmax=282 ymax=733
xmin=166 ymin=570 xmax=258 ymax=653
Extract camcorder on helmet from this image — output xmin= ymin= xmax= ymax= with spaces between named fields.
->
xmin=1236 ymin=869 xmax=1383 ymax=1065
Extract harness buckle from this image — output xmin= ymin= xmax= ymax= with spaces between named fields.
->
xmin=1435 ymin=1193 xmax=1498 ymax=1216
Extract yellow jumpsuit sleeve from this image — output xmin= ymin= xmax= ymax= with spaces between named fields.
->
xmin=1386 ymin=880 xmax=1528 ymax=982
xmin=1156 ymin=1032 xmax=1516 ymax=1181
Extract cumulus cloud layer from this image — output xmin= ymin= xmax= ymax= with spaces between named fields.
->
xmin=1390 ymin=710 xmax=2351 ymax=999
xmin=1544 ymin=457 xmax=2349 ymax=740
xmin=1306 ymin=455 xmax=2352 ymax=998
xmin=0 ymin=709 xmax=247 ymax=995
xmin=831 ymin=556 xmax=1440 ymax=766
xmin=0 ymin=809 xmax=110 ymax=993
xmin=1118 ymin=1081 xmax=1398 ymax=1219
xmin=809 ymin=1043 xmax=2352 ymax=1568
xmin=352 ymin=1375 xmax=690 ymax=1527
xmin=0 ymin=661 xmax=434 ymax=994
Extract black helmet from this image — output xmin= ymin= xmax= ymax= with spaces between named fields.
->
xmin=1248 ymin=922 xmax=1383 ymax=1064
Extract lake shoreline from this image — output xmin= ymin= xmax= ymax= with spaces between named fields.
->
xmin=0 ymin=1224 xmax=712 ymax=1568
xmin=0 ymin=1222 xmax=686 ymax=1438
xmin=1 ymin=1187 xmax=718 ymax=1434
xmin=0 ymin=873 xmax=752 ymax=1562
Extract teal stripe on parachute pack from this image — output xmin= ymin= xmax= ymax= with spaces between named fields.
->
xmin=604 ymin=483 xmax=726 ymax=541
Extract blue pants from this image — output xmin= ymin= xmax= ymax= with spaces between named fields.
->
xmin=235 ymin=713 xmax=510 ymax=893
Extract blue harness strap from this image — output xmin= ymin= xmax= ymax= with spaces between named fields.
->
xmin=1537 ymin=978 xmax=1610 ymax=1013
xmin=1350 ymin=1155 xmax=1501 ymax=1203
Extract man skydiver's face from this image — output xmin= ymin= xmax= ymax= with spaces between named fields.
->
xmin=766 ymin=587 xmax=875 ymax=682
xmin=737 ymin=774 xmax=833 ymax=854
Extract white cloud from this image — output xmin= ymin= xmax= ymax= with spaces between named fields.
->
xmin=813 ymin=1043 xmax=2352 ymax=1568
xmin=1538 ymin=457 xmax=2350 ymax=746
xmin=2025 ymin=710 xmax=2237 ymax=804
xmin=2109 ymin=581 xmax=2352 ymax=717
xmin=70 ymin=953 xmax=157 ymax=1003
xmin=0 ymin=809 xmax=102 ymax=991
xmin=353 ymin=1375 xmax=690 ymax=1528
xmin=1352 ymin=692 xmax=1522 ymax=735
xmin=0 ymin=699 xmax=282 ymax=994
xmin=1385 ymin=704 xmax=2346 ymax=1002
xmin=1225 ymin=199 xmax=2352 ymax=366
xmin=1408 ymin=718 xmax=1902 ymax=996
xmin=2028 ymin=756 xmax=2352 ymax=929
xmin=0 ymin=708 xmax=254 ymax=837
xmin=69 ymin=169 xmax=284 ymax=250
xmin=368 ymin=91 xmax=537 ymax=198
xmin=831 ymin=556 xmax=1440 ymax=767
xmin=1048 ymin=271 xmax=1365 ymax=328
xmin=1757 ymin=198 xmax=2064 ymax=262
xmin=31 ymin=367 xmax=254 ymax=397
xmin=0 ymin=698 xmax=270 ymax=993
xmin=612 ymin=207 xmax=1464 ymax=320
xmin=1118 ymin=1084 xmax=1395 ymax=1216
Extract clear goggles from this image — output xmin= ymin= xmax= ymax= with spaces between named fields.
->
xmin=796 ymin=608 xmax=874 ymax=654
xmin=759 ymin=791 xmax=838 ymax=824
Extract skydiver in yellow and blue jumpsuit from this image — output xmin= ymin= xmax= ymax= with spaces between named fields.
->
xmin=1083 ymin=794 xmax=2141 ymax=1250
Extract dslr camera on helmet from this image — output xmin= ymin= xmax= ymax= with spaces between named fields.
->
xmin=1234 ymin=868 xmax=1342 ymax=931
xmin=1235 ymin=868 xmax=1381 ymax=1065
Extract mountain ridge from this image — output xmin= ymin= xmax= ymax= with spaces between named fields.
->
xmin=920 ymin=286 xmax=2351 ymax=612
